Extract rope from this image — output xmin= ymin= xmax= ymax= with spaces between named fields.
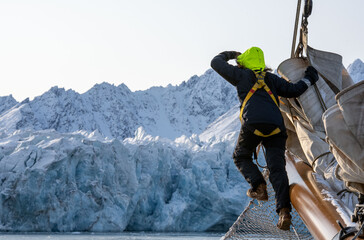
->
xmin=254 ymin=144 xmax=268 ymax=169
xmin=318 ymin=72 xmax=340 ymax=94
xmin=336 ymin=189 xmax=359 ymax=198
xmin=352 ymin=222 xmax=364 ymax=240
xmin=311 ymin=151 xmax=331 ymax=170
xmin=306 ymin=51 xmax=328 ymax=112
xmin=292 ymin=0 xmax=312 ymax=58
xmin=292 ymin=0 xmax=328 ymax=112
xmin=291 ymin=222 xmax=303 ymax=240
xmin=291 ymin=0 xmax=302 ymax=58
xmin=313 ymin=83 xmax=328 ymax=111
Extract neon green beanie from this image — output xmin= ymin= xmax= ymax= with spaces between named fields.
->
xmin=237 ymin=47 xmax=265 ymax=71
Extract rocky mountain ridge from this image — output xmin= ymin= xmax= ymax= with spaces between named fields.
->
xmin=0 ymin=69 xmax=237 ymax=140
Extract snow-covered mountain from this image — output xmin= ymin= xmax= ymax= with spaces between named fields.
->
xmin=0 ymin=95 xmax=17 ymax=116
xmin=0 ymin=59 xmax=363 ymax=232
xmin=348 ymin=59 xmax=364 ymax=83
xmin=0 ymin=69 xmax=238 ymax=140
xmin=1 ymin=59 xmax=362 ymax=141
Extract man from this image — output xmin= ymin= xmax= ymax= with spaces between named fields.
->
xmin=210 ymin=47 xmax=318 ymax=230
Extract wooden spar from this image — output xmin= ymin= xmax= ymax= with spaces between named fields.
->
xmin=285 ymin=152 xmax=353 ymax=240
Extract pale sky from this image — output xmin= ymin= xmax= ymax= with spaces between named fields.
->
xmin=0 ymin=0 xmax=363 ymax=101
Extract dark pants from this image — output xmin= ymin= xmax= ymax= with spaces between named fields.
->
xmin=233 ymin=123 xmax=291 ymax=213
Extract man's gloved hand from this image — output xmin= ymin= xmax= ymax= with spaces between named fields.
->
xmin=221 ymin=51 xmax=241 ymax=60
xmin=304 ymin=66 xmax=319 ymax=85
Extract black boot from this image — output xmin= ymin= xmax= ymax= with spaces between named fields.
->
xmin=247 ymin=183 xmax=268 ymax=201
xmin=277 ymin=208 xmax=291 ymax=230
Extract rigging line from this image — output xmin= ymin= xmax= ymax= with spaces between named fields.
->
xmin=352 ymin=222 xmax=364 ymax=240
xmin=311 ymin=151 xmax=331 ymax=170
xmin=295 ymin=0 xmax=327 ymax=112
xmin=291 ymin=0 xmax=302 ymax=58
xmin=313 ymin=78 xmax=328 ymax=111
xmin=291 ymin=222 xmax=302 ymax=240
xmin=307 ymin=54 xmax=328 ymax=111
xmin=318 ymin=71 xmax=340 ymax=94
xmin=255 ymin=143 xmax=267 ymax=169
xmin=336 ymin=189 xmax=359 ymax=198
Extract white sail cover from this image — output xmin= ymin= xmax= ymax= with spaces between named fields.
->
xmin=323 ymin=81 xmax=364 ymax=193
xmin=278 ymin=45 xmax=364 ymax=195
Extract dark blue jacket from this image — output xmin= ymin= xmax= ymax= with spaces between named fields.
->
xmin=211 ymin=51 xmax=308 ymax=129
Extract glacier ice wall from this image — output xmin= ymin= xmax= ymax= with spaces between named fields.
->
xmin=0 ymin=128 xmax=249 ymax=232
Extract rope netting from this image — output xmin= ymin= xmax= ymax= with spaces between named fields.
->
xmin=222 ymin=170 xmax=313 ymax=240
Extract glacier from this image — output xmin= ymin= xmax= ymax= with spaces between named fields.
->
xmin=0 ymin=127 xmax=248 ymax=232
xmin=0 ymin=59 xmax=363 ymax=232
xmin=0 ymin=69 xmax=246 ymax=232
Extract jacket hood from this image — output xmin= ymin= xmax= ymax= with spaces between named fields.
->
xmin=237 ymin=47 xmax=265 ymax=71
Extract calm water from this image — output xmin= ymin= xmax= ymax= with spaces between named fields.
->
xmin=0 ymin=232 xmax=224 ymax=240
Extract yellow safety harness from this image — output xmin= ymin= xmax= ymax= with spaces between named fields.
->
xmin=239 ymin=71 xmax=281 ymax=137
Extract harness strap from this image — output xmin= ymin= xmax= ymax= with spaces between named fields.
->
xmin=253 ymin=128 xmax=281 ymax=137
xmin=239 ymin=71 xmax=281 ymax=137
